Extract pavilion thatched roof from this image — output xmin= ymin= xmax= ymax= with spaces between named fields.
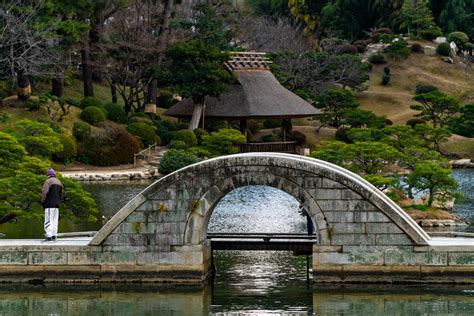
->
xmin=164 ymin=52 xmax=320 ymax=120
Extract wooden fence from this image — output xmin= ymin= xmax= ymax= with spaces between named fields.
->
xmin=238 ymin=141 xmax=297 ymax=154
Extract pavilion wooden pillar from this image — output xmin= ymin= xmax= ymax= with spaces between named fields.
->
xmin=282 ymin=119 xmax=291 ymax=141
xmin=240 ymin=119 xmax=247 ymax=138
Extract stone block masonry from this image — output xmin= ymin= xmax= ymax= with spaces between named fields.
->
xmin=2 ymin=153 xmax=474 ymax=283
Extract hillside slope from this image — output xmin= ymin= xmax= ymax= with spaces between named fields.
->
xmin=358 ymin=51 xmax=474 ymax=125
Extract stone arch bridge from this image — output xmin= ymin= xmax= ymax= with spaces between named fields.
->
xmin=1 ymin=153 xmax=474 ymax=283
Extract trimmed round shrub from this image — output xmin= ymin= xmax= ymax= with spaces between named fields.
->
xmin=436 ymin=42 xmax=451 ymax=56
xmin=80 ymin=106 xmax=107 ymax=125
xmin=104 ymin=103 xmax=126 ymax=123
xmin=335 ymin=127 xmax=351 ymax=143
xmin=127 ymin=122 xmax=158 ymax=147
xmin=169 ymin=140 xmax=188 ymax=150
xmin=368 ymin=53 xmax=386 ymax=64
xmin=447 ymin=32 xmax=469 ymax=47
xmin=159 ymin=149 xmax=199 ymax=175
xmin=73 ymin=121 xmax=91 ymax=141
xmin=406 ymin=118 xmax=426 ymax=128
xmin=128 ymin=112 xmax=151 ymax=121
xmin=128 ymin=116 xmax=154 ymax=125
xmin=411 ymin=43 xmax=423 ymax=53
xmin=80 ymin=97 xmax=103 ymax=109
xmin=263 ymin=119 xmax=282 ymax=128
xmin=54 ymin=134 xmax=77 ymax=162
xmin=289 ymin=130 xmax=306 ymax=145
xmin=419 ymin=26 xmax=442 ymax=41
xmin=172 ymin=129 xmax=197 ymax=147
xmin=337 ymin=45 xmax=357 ymax=54
xmin=415 ymin=84 xmax=438 ymax=94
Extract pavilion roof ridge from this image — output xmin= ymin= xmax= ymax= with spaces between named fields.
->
xmin=225 ymin=51 xmax=271 ymax=72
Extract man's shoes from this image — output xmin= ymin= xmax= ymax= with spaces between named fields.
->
xmin=52 ymin=236 xmax=57 ymax=241
xmin=42 ymin=237 xmax=55 ymax=243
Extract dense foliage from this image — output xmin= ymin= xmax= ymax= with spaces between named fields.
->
xmin=159 ymin=149 xmax=200 ymax=175
xmin=0 ymin=132 xmax=97 ymax=222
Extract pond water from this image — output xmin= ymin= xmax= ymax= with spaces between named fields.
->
xmin=1 ymin=170 xmax=473 ymax=314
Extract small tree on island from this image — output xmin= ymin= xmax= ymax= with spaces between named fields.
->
xmin=407 ymin=161 xmax=458 ymax=207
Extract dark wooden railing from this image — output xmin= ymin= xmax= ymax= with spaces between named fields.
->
xmin=238 ymin=141 xmax=297 ymax=154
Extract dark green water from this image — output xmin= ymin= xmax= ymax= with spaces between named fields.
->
xmin=1 ymin=170 xmax=473 ymax=314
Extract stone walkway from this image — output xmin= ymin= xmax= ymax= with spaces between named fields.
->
xmin=0 ymin=237 xmax=93 ymax=250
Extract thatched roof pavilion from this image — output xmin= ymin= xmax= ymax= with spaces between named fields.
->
xmin=164 ymin=52 xmax=320 ymax=138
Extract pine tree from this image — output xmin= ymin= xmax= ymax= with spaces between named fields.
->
xmin=400 ymin=0 xmax=438 ymax=37
xmin=439 ymin=0 xmax=469 ymax=34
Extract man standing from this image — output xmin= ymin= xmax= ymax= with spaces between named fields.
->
xmin=41 ymin=168 xmax=63 ymax=242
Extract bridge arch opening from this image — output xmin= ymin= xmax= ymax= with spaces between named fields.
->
xmin=207 ymin=185 xmax=315 ymax=235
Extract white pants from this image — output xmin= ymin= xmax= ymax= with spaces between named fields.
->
xmin=44 ymin=208 xmax=59 ymax=238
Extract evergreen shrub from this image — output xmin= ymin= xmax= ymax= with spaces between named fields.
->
xmin=335 ymin=127 xmax=351 ymax=143
xmin=436 ymin=42 xmax=451 ymax=56
xmin=80 ymin=97 xmax=103 ymax=109
xmin=25 ymin=98 xmax=41 ymax=111
xmin=169 ymin=140 xmax=189 ymax=149
xmin=193 ymin=128 xmax=208 ymax=145
xmin=104 ymin=103 xmax=126 ymax=123
xmin=127 ymin=122 xmax=158 ymax=146
xmin=411 ymin=43 xmax=423 ymax=53
xmin=159 ymin=149 xmax=199 ymax=175
xmin=80 ymin=106 xmax=107 ymax=125
xmin=447 ymin=32 xmax=469 ymax=47
xmin=406 ymin=118 xmax=426 ymax=128
xmin=368 ymin=53 xmax=386 ymax=64
xmin=73 ymin=121 xmax=91 ymax=141
xmin=415 ymin=84 xmax=438 ymax=94
xmin=172 ymin=129 xmax=197 ymax=147
xmin=54 ymin=134 xmax=77 ymax=162
xmin=156 ymin=89 xmax=176 ymax=109
xmin=419 ymin=26 xmax=442 ymax=41
xmin=128 ymin=116 xmax=154 ymax=125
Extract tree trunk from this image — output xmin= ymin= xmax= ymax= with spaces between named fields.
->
xmin=81 ymin=36 xmax=94 ymax=97
xmin=16 ymin=68 xmax=31 ymax=103
xmin=188 ymin=104 xmax=204 ymax=130
xmin=146 ymin=79 xmax=158 ymax=105
xmin=158 ymin=0 xmax=174 ymax=65
xmin=111 ymin=80 xmax=117 ymax=103
xmin=145 ymin=0 xmax=175 ymax=110
xmin=51 ymin=71 xmax=64 ymax=97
